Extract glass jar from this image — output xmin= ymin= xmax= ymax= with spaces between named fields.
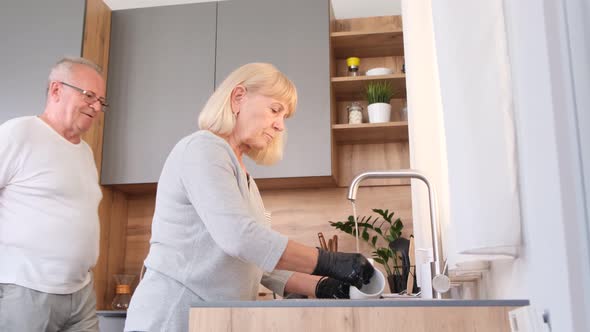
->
xmin=111 ymin=274 xmax=136 ymax=310
xmin=347 ymin=102 xmax=363 ymax=124
xmin=346 ymin=57 xmax=360 ymax=77
xmin=400 ymin=101 xmax=408 ymax=121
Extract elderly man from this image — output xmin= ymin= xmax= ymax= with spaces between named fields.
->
xmin=0 ymin=57 xmax=107 ymax=332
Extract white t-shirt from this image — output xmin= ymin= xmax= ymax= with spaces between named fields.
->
xmin=0 ymin=116 xmax=102 ymax=294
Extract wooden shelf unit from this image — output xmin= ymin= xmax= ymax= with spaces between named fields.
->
xmin=329 ymin=13 xmax=409 ymax=187
xmin=332 ymin=121 xmax=408 ymax=145
xmin=332 ymin=74 xmax=406 ymax=101
xmin=331 ymin=29 xmax=404 ymax=58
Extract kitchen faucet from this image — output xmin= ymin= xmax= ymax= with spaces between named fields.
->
xmin=347 ymin=169 xmax=445 ymax=299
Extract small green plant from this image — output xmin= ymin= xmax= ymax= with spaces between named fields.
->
xmin=329 ymin=208 xmax=403 ymax=277
xmin=365 ymin=82 xmax=393 ymax=104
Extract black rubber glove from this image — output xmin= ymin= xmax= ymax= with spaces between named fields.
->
xmin=315 ymin=277 xmax=350 ymax=299
xmin=311 ymin=248 xmax=375 ymax=289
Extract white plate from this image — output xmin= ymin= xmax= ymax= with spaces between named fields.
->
xmin=366 ymin=67 xmax=393 ymax=76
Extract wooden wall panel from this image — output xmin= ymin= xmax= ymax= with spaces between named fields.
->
xmin=334 ymin=15 xmax=402 ymax=33
xmin=94 ymin=187 xmax=112 ymax=309
xmin=81 ymin=0 xmax=111 ymax=169
xmin=329 ymin=0 xmax=339 ymax=185
xmin=124 ymin=195 xmax=156 ymax=277
xmin=122 ymin=186 xmax=414 ymax=285
xmin=262 ymin=186 xmax=413 ymax=252
xmin=80 ymin=0 xmax=113 ymax=309
xmin=103 ymin=191 xmax=128 ymax=309
xmin=337 ymin=142 xmax=411 ymax=187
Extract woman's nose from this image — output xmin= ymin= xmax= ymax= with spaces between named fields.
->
xmin=273 ymin=117 xmax=285 ymax=131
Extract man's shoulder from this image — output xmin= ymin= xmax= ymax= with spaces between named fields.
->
xmin=0 ymin=116 xmax=38 ymax=139
xmin=78 ymin=139 xmax=94 ymax=154
xmin=0 ymin=116 xmax=37 ymax=130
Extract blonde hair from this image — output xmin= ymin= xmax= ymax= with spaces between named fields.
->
xmin=199 ymin=63 xmax=297 ymax=165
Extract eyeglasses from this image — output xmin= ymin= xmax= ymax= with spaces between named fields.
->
xmin=60 ymin=81 xmax=109 ymax=112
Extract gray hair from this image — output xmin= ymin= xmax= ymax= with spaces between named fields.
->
xmin=46 ymin=57 xmax=103 ymax=94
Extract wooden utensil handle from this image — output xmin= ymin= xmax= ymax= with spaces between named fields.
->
xmin=407 ymin=235 xmax=415 ymax=295
xmin=318 ymin=232 xmax=328 ymax=250
xmin=406 ymin=266 xmax=415 ymax=295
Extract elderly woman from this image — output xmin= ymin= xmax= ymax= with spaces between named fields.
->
xmin=124 ymin=63 xmax=374 ymax=332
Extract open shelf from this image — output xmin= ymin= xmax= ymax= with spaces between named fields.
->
xmin=331 ymin=29 xmax=404 ymax=58
xmin=332 ymin=74 xmax=406 ymax=101
xmin=332 ymin=121 xmax=408 ymax=145
xmin=329 ymin=14 xmax=410 ymax=186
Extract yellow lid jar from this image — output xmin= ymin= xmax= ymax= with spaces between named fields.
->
xmin=346 ymin=57 xmax=360 ymax=76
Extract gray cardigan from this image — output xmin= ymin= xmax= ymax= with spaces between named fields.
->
xmin=144 ymin=130 xmax=292 ymax=300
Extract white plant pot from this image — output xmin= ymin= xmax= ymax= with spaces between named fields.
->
xmin=368 ymin=103 xmax=391 ymax=123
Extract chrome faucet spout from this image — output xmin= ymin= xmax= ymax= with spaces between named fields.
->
xmin=347 ymin=169 xmax=444 ymax=299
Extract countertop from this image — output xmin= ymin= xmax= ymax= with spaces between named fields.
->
xmin=191 ymin=298 xmax=529 ymax=308
xmin=97 ymin=298 xmax=529 ymax=317
xmin=97 ymin=310 xmax=128 ymax=317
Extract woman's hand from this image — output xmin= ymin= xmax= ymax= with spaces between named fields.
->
xmin=311 ymin=249 xmax=375 ymax=288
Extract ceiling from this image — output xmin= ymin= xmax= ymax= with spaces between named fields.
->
xmin=102 ymin=0 xmax=401 ymax=18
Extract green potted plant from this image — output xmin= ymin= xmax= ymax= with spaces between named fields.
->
xmin=329 ymin=208 xmax=407 ymax=293
xmin=366 ymin=82 xmax=393 ymax=123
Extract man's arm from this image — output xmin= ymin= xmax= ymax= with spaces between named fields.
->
xmin=0 ymin=123 xmax=18 ymax=189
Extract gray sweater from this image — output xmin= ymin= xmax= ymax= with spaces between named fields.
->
xmin=144 ymin=130 xmax=291 ymax=300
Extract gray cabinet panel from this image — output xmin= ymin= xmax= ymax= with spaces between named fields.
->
xmin=101 ymin=3 xmax=217 ymax=184
xmin=98 ymin=315 xmax=125 ymax=332
xmin=216 ymin=0 xmax=331 ymax=178
xmin=0 ymin=0 xmax=85 ymax=124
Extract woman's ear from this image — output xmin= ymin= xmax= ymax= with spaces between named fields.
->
xmin=230 ymin=85 xmax=247 ymax=114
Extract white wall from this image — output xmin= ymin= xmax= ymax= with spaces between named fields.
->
xmin=487 ymin=1 xmax=590 ymax=331
xmin=401 ymin=0 xmax=450 ymax=282
xmin=404 ymin=0 xmax=589 ymax=330
xmin=429 ymin=0 xmax=522 ymax=263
